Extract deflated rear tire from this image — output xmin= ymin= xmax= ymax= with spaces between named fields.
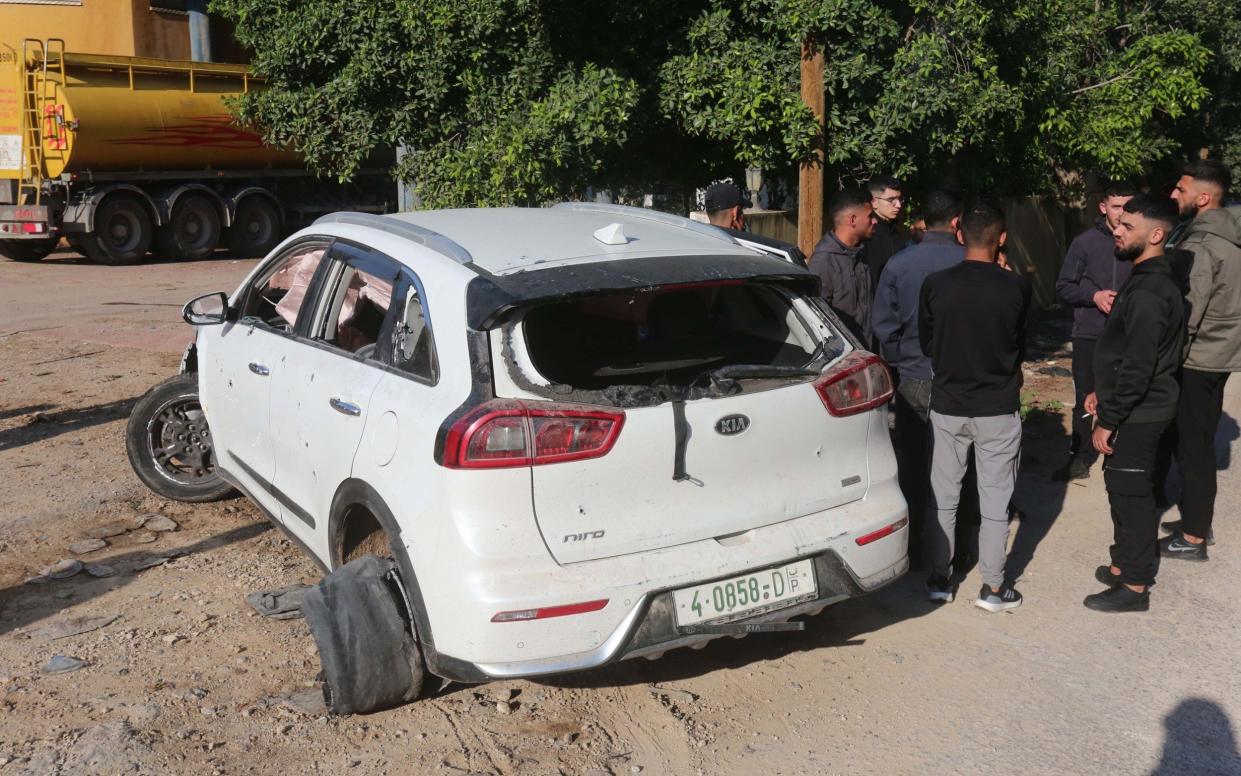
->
xmin=125 ymin=373 xmax=235 ymax=502
xmin=303 ymin=555 xmax=426 ymax=714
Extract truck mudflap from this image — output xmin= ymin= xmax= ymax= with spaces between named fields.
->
xmin=302 ymin=555 xmax=424 ymax=715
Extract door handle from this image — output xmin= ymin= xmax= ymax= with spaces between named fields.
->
xmin=248 ymin=362 xmax=270 ymax=376
xmin=329 ymin=397 xmax=362 ymax=417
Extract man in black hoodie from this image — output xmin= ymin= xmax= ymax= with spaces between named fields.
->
xmin=1054 ymin=182 xmax=1137 ymax=480
xmin=864 ymin=175 xmax=907 ymax=285
xmin=1083 ymin=195 xmax=1186 ymax=613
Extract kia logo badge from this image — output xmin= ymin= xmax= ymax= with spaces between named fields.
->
xmin=715 ymin=414 xmax=750 ymax=436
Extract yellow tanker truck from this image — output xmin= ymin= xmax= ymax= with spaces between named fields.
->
xmin=0 ymin=40 xmax=393 ymax=264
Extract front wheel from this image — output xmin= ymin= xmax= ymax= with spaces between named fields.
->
xmin=125 ymin=373 xmax=235 ymax=502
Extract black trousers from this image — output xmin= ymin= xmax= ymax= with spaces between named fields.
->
xmin=1070 ymin=338 xmax=1097 ymax=461
xmin=894 ymin=377 xmax=933 ymax=567
xmin=1177 ymin=369 xmax=1231 ymax=539
xmin=1105 ymin=420 xmax=1170 ymax=586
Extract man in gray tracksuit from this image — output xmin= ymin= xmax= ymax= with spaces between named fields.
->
xmin=1160 ymin=160 xmax=1241 ymax=560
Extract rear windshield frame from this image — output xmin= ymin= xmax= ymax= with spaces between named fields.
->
xmin=465 ymin=252 xmax=820 ymax=330
xmin=497 ymin=281 xmax=847 ymax=408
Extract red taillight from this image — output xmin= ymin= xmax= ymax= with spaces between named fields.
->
xmin=855 ymin=516 xmax=909 ymax=546
xmin=442 ymin=400 xmax=625 ymax=469
xmin=491 ymin=599 xmax=609 ymax=622
xmin=815 ymin=351 xmax=894 ymax=416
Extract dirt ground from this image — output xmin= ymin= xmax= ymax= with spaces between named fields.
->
xmin=1 ymin=249 xmax=1240 ymax=776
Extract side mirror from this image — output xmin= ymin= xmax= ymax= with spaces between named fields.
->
xmin=182 ymin=292 xmax=230 ymax=326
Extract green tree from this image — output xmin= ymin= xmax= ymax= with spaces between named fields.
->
xmin=214 ymin=0 xmax=1235 ymax=206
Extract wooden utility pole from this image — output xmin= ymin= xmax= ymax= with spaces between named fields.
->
xmin=798 ymin=37 xmax=825 ymax=258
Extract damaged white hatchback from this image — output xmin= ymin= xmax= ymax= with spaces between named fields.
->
xmin=126 ymin=204 xmax=909 ymax=713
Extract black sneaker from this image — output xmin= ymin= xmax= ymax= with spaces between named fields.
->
xmin=1052 ymin=458 xmax=1091 ymax=481
xmin=974 ymin=584 xmax=1022 ymax=613
xmin=926 ymin=576 xmax=954 ymax=603
xmin=1160 ymin=520 xmax=1215 ymax=545
xmin=1094 ymin=565 xmax=1122 ymax=587
xmin=1159 ymin=533 xmax=1209 ymax=561
xmin=1084 ymin=585 xmax=1150 ymax=612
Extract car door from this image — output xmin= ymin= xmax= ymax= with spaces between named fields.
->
xmin=198 ymin=239 xmax=330 ymax=515
xmin=266 ymin=240 xmax=400 ymax=562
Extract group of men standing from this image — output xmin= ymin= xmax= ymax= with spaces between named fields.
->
xmin=1056 ymin=160 xmax=1241 ymax=611
xmin=807 ymin=180 xmax=1031 ymax=612
xmin=798 ymin=159 xmax=1240 ymax=614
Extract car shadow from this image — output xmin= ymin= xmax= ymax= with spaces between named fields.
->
xmin=0 ymin=520 xmax=269 ymax=637
xmin=0 ymin=403 xmax=55 ymax=422
xmin=532 ymin=574 xmax=940 ymax=692
xmin=0 ymin=396 xmax=138 ymax=452
xmin=1150 ymin=698 xmax=1241 ymax=775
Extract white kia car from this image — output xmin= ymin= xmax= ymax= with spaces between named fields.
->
xmin=127 ymin=203 xmax=908 ymax=711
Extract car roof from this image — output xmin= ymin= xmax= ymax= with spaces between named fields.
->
xmin=319 ymin=205 xmax=763 ymax=276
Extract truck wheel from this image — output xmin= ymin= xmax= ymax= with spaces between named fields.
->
xmin=225 ymin=197 xmax=281 ymax=257
xmin=154 ymin=194 xmax=222 ymax=260
xmin=81 ymin=194 xmax=153 ymax=265
xmin=126 ymin=373 xmax=235 ymax=502
xmin=0 ymin=238 xmax=56 ymax=262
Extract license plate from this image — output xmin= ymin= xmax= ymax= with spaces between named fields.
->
xmin=673 ymin=559 xmax=817 ymax=626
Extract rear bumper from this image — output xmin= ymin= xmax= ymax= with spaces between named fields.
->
xmin=469 ymin=548 xmax=907 ymax=680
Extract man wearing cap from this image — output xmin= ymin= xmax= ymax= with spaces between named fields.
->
xmin=705 ymin=181 xmax=806 ymax=266
xmin=704 ymin=182 xmax=750 ymax=231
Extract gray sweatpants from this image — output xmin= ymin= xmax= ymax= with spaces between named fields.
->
xmin=927 ymin=411 xmax=1022 ymax=589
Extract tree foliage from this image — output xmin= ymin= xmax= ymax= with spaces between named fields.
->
xmin=212 ymin=0 xmax=1240 ymax=205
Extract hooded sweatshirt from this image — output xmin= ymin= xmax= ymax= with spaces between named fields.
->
xmin=809 ymin=231 xmax=873 ymax=343
xmin=1180 ymin=206 xmax=1241 ymax=372
xmin=1093 ymin=255 xmax=1187 ymax=429
xmin=1055 ymin=218 xmax=1133 ymax=340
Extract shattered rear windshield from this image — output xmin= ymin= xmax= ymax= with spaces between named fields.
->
xmin=515 ymin=281 xmax=839 ymax=396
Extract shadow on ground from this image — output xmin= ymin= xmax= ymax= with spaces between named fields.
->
xmin=1151 ymin=698 xmax=1241 ymax=776
xmin=0 ymin=520 xmax=269 ymax=637
xmin=0 ymin=396 xmax=137 ymax=452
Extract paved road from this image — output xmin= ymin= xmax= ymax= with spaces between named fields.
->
xmin=1 ymin=252 xmax=1239 ymax=775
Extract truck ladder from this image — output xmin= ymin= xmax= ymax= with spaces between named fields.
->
xmin=17 ymin=39 xmax=66 ymax=206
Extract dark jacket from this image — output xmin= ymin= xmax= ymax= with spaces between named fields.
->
xmin=919 ymin=260 xmax=1031 ymax=417
xmin=871 ymin=231 xmax=964 ymax=379
xmin=1180 ymin=206 xmax=1241 ymax=372
xmin=809 ymin=231 xmax=872 ymax=343
xmin=1055 ymin=218 xmax=1132 ymax=341
xmin=1093 ymin=255 xmax=1187 ymax=430
xmin=864 ymin=217 xmax=906 ymax=286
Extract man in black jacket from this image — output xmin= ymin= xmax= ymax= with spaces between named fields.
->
xmin=865 ymin=175 xmax=907 ymax=285
xmin=1083 ymin=195 xmax=1186 ymax=613
xmin=809 ymin=188 xmax=878 ymax=343
xmin=1054 ymin=182 xmax=1136 ymax=481
xmin=919 ymin=200 xmax=1031 ymax=612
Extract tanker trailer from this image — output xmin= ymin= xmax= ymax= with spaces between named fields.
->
xmin=0 ymin=40 xmax=393 ymax=264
